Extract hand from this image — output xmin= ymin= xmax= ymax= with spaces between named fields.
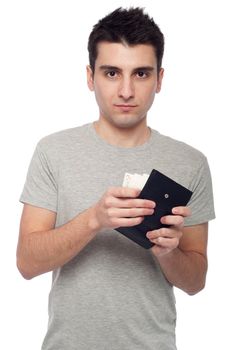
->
xmin=91 ymin=187 xmax=156 ymax=231
xmin=146 ymin=206 xmax=191 ymax=257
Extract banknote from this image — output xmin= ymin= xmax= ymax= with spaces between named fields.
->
xmin=122 ymin=172 xmax=149 ymax=190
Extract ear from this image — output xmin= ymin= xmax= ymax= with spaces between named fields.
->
xmin=156 ymin=68 xmax=164 ymax=93
xmin=86 ymin=65 xmax=94 ymax=91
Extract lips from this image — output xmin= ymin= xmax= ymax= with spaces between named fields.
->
xmin=114 ymin=104 xmax=137 ymax=111
xmin=115 ymin=104 xmax=137 ymax=107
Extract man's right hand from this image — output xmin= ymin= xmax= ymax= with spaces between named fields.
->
xmin=91 ymin=187 xmax=156 ymax=231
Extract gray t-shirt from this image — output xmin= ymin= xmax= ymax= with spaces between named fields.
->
xmin=20 ymin=122 xmax=215 ymax=350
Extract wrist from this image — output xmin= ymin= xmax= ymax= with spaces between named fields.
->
xmin=86 ymin=205 xmax=102 ymax=233
xmin=154 ymin=247 xmax=179 ymax=261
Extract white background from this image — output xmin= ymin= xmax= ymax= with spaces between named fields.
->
xmin=0 ymin=0 xmax=231 ymax=349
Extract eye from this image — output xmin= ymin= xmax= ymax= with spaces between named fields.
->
xmin=106 ymin=70 xmax=118 ymax=78
xmin=136 ymin=71 xmax=148 ymax=78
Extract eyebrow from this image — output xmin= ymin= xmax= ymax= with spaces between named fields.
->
xmin=98 ymin=65 xmax=155 ymax=73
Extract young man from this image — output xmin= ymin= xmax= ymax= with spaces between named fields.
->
xmin=17 ymin=7 xmax=215 ymax=350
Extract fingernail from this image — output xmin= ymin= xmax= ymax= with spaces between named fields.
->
xmin=160 ymin=216 xmax=165 ymax=223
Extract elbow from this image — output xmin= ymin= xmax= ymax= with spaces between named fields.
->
xmin=17 ymin=262 xmax=33 ymax=280
xmin=16 ymin=241 xmax=38 ymax=280
xmin=16 ymin=253 xmax=48 ymax=280
xmin=16 ymin=257 xmax=36 ymax=280
xmin=185 ymin=262 xmax=208 ymax=296
xmin=185 ymin=280 xmax=206 ymax=296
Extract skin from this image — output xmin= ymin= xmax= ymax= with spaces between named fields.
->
xmin=87 ymin=42 xmax=164 ymax=148
xmin=17 ymin=42 xmax=208 ymax=295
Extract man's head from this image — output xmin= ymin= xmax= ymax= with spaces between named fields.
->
xmin=86 ymin=7 xmax=165 ymax=131
xmin=88 ymin=7 xmax=164 ymax=75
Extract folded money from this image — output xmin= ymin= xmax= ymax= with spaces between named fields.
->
xmin=122 ymin=172 xmax=149 ymax=189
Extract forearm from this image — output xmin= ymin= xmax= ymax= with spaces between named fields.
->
xmin=156 ymin=248 xmax=208 ymax=295
xmin=17 ymin=206 xmax=100 ymax=279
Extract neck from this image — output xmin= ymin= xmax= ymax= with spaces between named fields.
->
xmin=93 ymin=118 xmax=151 ymax=148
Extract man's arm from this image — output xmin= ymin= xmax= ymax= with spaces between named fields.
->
xmin=17 ymin=187 xmax=155 ymax=279
xmin=146 ymin=207 xmax=208 ymax=295
xmin=16 ymin=204 xmax=100 ymax=279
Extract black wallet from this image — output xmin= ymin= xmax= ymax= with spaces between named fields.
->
xmin=115 ymin=169 xmax=193 ymax=249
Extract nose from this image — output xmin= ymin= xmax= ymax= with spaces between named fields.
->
xmin=118 ymin=77 xmax=135 ymax=100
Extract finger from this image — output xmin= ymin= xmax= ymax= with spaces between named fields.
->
xmin=115 ymin=216 xmax=145 ymax=227
xmin=113 ymin=197 xmax=156 ymax=209
xmin=107 ymin=186 xmax=141 ymax=198
xmin=160 ymin=215 xmax=184 ymax=226
xmin=146 ymin=227 xmax=182 ymax=240
xmin=108 ymin=207 xmax=155 ymax=218
xmin=151 ymin=236 xmax=180 ymax=249
xmin=172 ymin=206 xmax=191 ymax=217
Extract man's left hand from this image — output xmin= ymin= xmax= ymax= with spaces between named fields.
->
xmin=146 ymin=206 xmax=191 ymax=257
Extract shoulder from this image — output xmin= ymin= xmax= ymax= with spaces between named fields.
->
xmin=153 ymin=129 xmax=207 ymax=167
xmin=36 ymin=123 xmax=91 ymax=155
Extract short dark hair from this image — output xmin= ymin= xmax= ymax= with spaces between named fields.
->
xmin=87 ymin=7 xmax=164 ymax=74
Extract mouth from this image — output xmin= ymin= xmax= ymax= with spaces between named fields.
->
xmin=114 ymin=104 xmax=137 ymax=112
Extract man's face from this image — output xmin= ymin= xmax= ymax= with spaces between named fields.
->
xmin=87 ymin=42 xmax=164 ymax=129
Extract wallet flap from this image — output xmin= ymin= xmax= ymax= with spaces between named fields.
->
xmin=138 ymin=169 xmax=193 ymax=209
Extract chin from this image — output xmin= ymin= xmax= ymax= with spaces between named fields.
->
xmin=108 ymin=115 xmax=145 ymax=129
xmin=112 ymin=117 xmax=145 ymax=129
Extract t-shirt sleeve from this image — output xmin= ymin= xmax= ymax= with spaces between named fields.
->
xmin=19 ymin=141 xmax=58 ymax=212
xmin=184 ymin=156 xmax=215 ymax=226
